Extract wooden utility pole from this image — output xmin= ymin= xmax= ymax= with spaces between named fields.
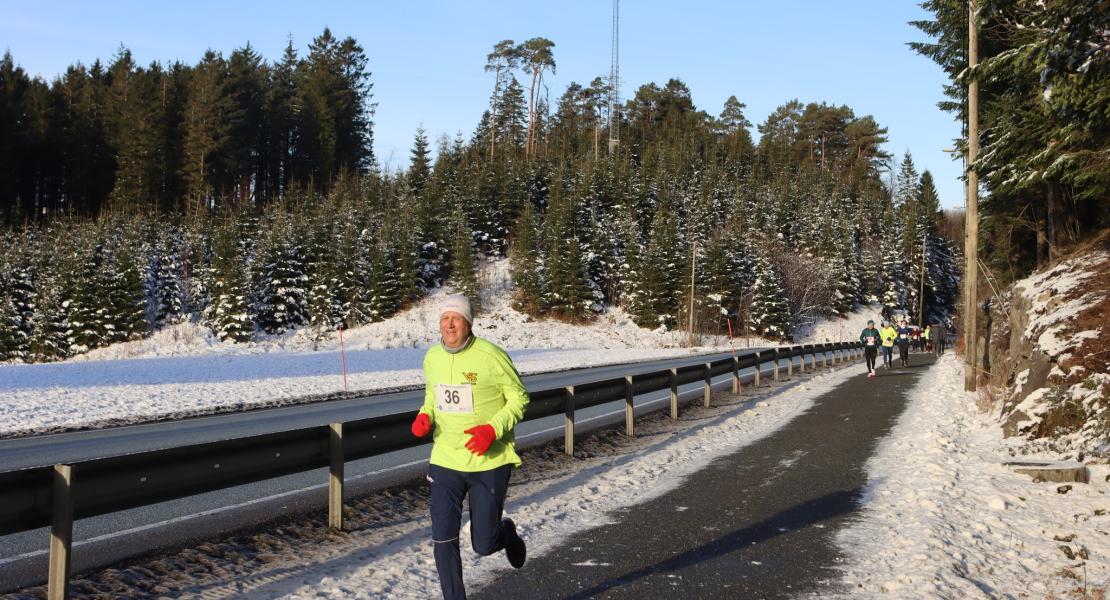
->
xmin=964 ymin=0 xmax=981 ymax=392
xmin=687 ymin=241 xmax=697 ymax=347
xmin=918 ymin=235 xmax=927 ymax=328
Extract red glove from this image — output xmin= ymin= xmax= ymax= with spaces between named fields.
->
xmin=463 ymin=425 xmax=497 ymax=456
xmin=411 ymin=413 xmax=432 ymax=438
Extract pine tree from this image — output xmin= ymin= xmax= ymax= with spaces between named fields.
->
xmin=64 ymin=242 xmax=103 ymax=355
xmin=149 ymin=231 xmax=186 ymax=328
xmin=201 ymin=222 xmax=252 ymax=342
xmin=0 ymin=289 xmax=20 ymax=361
xmin=448 ymin=208 xmax=481 ymax=313
xmin=701 ymin=233 xmax=739 ymax=330
xmin=628 ymin=207 xmax=681 ymax=329
xmin=510 ymin=200 xmax=545 ymax=313
xmin=254 ymin=216 xmax=309 ymax=335
xmin=29 ymin=273 xmax=72 ymax=361
xmin=103 ymin=233 xmax=148 ymax=344
xmin=29 ymin=246 xmax=76 ymax=361
xmin=879 ymin=206 xmax=904 ymax=322
xmin=305 ymin=212 xmax=343 ymax=339
xmin=4 ymin=257 xmax=35 ymax=359
xmin=749 ymin=251 xmax=791 ymax=339
xmin=543 ymin=200 xmax=593 ymax=321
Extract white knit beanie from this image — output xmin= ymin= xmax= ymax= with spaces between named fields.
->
xmin=438 ymin=295 xmax=473 ymax=324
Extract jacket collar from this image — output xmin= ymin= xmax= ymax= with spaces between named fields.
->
xmin=442 ymin=335 xmax=475 ymax=355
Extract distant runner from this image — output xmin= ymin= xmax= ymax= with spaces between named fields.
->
xmin=896 ymin=319 xmax=913 ymax=367
xmin=860 ymin=320 xmax=881 ymax=378
xmin=411 ymin=295 xmax=528 ymax=600
xmin=933 ymin=321 xmax=947 ymax=356
xmin=879 ymin=321 xmax=897 ymax=369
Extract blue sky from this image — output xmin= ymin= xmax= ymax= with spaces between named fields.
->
xmin=2 ymin=0 xmax=965 ymax=208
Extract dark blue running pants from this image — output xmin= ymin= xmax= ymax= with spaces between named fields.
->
xmin=429 ymin=463 xmax=513 ymax=600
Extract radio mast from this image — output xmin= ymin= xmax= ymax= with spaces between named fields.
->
xmin=607 ymin=0 xmax=620 ymax=155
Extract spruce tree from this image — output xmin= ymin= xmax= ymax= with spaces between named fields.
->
xmin=510 ymin=201 xmax=545 ymax=313
xmin=448 ymin=208 xmax=481 ymax=313
xmin=149 ymin=231 xmax=186 ymax=328
xmin=749 ymin=251 xmax=791 ymax=339
xmin=104 ymin=234 xmax=148 ymax=344
xmin=0 ymin=290 xmax=20 ymax=361
xmin=543 ymin=201 xmax=593 ymax=321
xmin=204 ymin=222 xmax=253 ymax=343
xmin=254 ymin=216 xmax=309 ymax=335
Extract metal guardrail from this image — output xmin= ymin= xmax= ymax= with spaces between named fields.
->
xmin=0 ymin=340 xmax=863 ymax=599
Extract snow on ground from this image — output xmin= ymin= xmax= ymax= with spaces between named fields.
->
xmin=113 ymin=360 xmax=864 ymax=599
xmin=836 ymin=354 xmax=1109 ymax=598
xmin=0 ymin=259 xmax=792 ymax=438
xmin=793 ymin=304 xmax=889 ymax=344
xmin=1003 ymin=247 xmax=1109 ymax=452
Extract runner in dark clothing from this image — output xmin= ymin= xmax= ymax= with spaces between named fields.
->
xmin=934 ymin=322 xmax=947 ymax=356
xmin=896 ymin=320 xmax=913 ymax=367
xmin=859 ymin=320 xmax=881 ymax=378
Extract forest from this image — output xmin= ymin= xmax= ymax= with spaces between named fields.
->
xmin=0 ymin=29 xmax=962 ymax=362
xmin=911 ymin=0 xmax=1109 ymax=284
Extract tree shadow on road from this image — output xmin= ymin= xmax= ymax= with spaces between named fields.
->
xmin=555 ymin=488 xmax=862 ymax=600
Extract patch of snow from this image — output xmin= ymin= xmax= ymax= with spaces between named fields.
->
xmin=836 ymin=354 xmax=1109 ymax=598
xmin=793 ymin=304 xmax=887 ymax=344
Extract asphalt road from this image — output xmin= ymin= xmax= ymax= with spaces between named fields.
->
xmin=0 ymin=345 xmax=837 ymax=592
xmin=474 ymin=354 xmax=936 ymax=599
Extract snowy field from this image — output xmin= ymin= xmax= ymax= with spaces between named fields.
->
xmin=0 ymin=259 xmax=873 ymax=438
xmin=836 ymin=354 xmax=1108 ymax=598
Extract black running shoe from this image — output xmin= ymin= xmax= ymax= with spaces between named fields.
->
xmin=502 ymin=518 xmax=526 ymax=568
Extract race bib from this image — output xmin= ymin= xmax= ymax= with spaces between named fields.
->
xmin=900 ymin=333 xmax=908 ymax=339
xmin=866 ymin=336 xmax=875 ymax=346
xmin=436 ymin=384 xmax=474 ymax=414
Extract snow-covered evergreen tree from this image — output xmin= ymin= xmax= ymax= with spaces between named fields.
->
xmin=627 ymin=206 xmax=682 ymax=330
xmin=254 ymin=216 xmax=309 ymax=335
xmin=0 ymin=290 xmax=20 ymax=361
xmin=104 ymin=234 xmax=148 ymax=344
xmin=148 ymin=231 xmax=186 ymax=328
xmin=543 ymin=200 xmax=594 ymax=321
xmin=749 ymin=250 xmax=792 ymax=339
xmin=448 ymin=208 xmax=481 ymax=313
xmin=510 ymin=200 xmax=545 ymax=314
xmin=204 ymin=223 xmax=253 ymax=343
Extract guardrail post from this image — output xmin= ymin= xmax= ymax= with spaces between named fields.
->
xmin=821 ymin=346 xmax=828 ymax=369
xmin=669 ymin=368 xmax=679 ymax=420
xmin=731 ymin=357 xmax=741 ymax=395
xmin=48 ymin=464 xmax=73 ymax=600
xmin=786 ymin=349 xmax=794 ymax=378
xmin=754 ymin=351 xmax=762 ymax=387
xmin=625 ymin=375 xmax=635 ymax=438
xmin=810 ymin=350 xmax=817 ymax=371
xmin=703 ymin=363 xmax=712 ymax=407
xmin=328 ymin=422 xmax=344 ymax=531
xmin=772 ymin=351 xmax=780 ymax=382
xmin=565 ymin=385 xmax=575 ymax=457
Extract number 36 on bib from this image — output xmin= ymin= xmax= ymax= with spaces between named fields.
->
xmin=436 ymin=383 xmax=475 ymax=414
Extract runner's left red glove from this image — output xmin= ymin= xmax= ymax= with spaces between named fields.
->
xmin=463 ymin=424 xmax=496 ymax=455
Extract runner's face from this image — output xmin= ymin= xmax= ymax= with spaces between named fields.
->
xmin=440 ymin=312 xmax=471 ymax=349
